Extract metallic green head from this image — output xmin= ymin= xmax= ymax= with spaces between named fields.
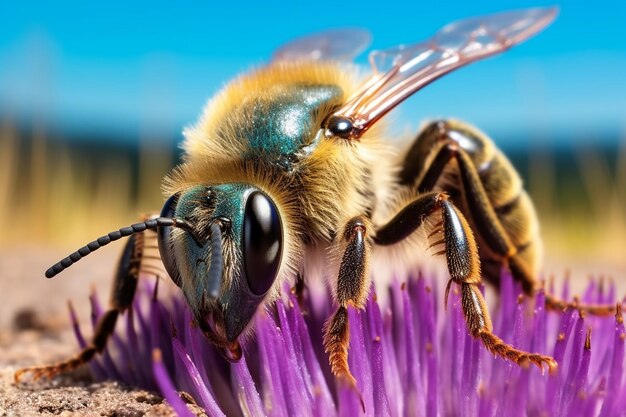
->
xmin=157 ymin=183 xmax=283 ymax=359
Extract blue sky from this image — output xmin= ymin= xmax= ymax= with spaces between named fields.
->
xmin=1 ymin=1 xmax=625 ymax=147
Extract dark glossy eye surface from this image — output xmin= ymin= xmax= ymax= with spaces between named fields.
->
xmin=157 ymin=193 xmax=182 ymax=287
xmin=243 ymin=191 xmax=283 ymax=295
xmin=326 ymin=115 xmax=353 ymax=139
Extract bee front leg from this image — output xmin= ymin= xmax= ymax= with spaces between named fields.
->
xmin=374 ymin=192 xmax=557 ymax=372
xmin=14 ymin=233 xmax=144 ymax=383
xmin=324 ymin=217 xmax=372 ymax=388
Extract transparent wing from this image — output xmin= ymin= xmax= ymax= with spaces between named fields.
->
xmin=334 ymin=7 xmax=558 ymax=138
xmin=272 ymin=28 xmax=371 ymax=63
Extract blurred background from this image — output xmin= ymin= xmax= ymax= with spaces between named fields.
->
xmin=0 ymin=0 xmax=625 ymax=301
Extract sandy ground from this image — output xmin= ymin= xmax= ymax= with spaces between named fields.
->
xmin=0 ymin=245 xmax=205 ymax=417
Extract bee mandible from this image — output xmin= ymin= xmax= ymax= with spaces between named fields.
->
xmin=17 ymin=7 xmax=619 ymax=387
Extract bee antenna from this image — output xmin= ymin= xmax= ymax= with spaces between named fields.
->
xmin=45 ymin=217 xmax=199 ymax=279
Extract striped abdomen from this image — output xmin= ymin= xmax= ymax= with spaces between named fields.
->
xmin=401 ymin=119 xmax=542 ymax=288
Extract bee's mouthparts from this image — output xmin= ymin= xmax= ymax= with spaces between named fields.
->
xmin=222 ymin=341 xmax=243 ymax=362
xmin=201 ymin=312 xmax=242 ymax=361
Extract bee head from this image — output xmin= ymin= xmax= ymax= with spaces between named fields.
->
xmin=157 ymin=184 xmax=283 ymax=359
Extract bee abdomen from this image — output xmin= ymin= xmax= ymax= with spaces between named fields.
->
xmin=477 ymin=150 xmax=539 ymax=247
xmin=471 ymin=148 xmax=541 ymax=277
xmin=439 ymin=121 xmax=541 ymax=278
xmin=478 ymin=150 xmax=523 ymax=209
xmin=403 ymin=119 xmax=542 ymax=281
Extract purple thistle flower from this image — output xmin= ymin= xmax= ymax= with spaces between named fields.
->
xmin=72 ymin=272 xmax=626 ymax=416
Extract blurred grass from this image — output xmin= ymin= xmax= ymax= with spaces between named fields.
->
xmin=0 ymin=118 xmax=624 ymax=274
xmin=0 ymin=119 xmax=174 ymax=247
xmin=523 ymin=138 xmax=626 ymax=271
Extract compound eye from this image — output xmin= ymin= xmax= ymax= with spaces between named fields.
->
xmin=157 ymin=193 xmax=183 ymax=287
xmin=243 ymin=192 xmax=283 ymax=295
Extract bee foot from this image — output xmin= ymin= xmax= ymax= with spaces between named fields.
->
xmin=479 ymin=331 xmax=558 ymax=374
xmin=14 ymin=366 xmax=52 ymax=384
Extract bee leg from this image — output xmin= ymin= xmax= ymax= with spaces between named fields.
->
xmin=14 ymin=233 xmax=144 ymax=383
xmin=401 ymin=121 xmax=524 ymax=274
xmin=324 ymin=217 xmax=372 ymax=389
xmin=509 ymin=256 xmax=619 ymax=316
xmin=374 ymin=193 xmax=557 ymax=372
xmin=404 ymin=123 xmax=619 ymax=316
xmin=447 ymin=143 xmax=617 ymax=315
xmin=418 ymin=140 xmax=519 ymax=262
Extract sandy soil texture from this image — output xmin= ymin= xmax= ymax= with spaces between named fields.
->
xmin=0 ymin=246 xmax=201 ymax=417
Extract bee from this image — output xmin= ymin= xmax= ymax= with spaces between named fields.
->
xmin=16 ymin=7 xmax=618 ymax=386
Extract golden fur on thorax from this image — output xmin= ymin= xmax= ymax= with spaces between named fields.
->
xmin=164 ymin=61 xmax=399 ymax=283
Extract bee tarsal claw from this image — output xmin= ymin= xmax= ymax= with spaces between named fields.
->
xmin=13 ymin=369 xmax=28 ymax=384
xmin=538 ymin=356 xmax=559 ymax=375
xmin=520 ymin=353 xmax=558 ymax=374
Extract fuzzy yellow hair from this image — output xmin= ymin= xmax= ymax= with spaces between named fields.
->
xmin=162 ymin=60 xmax=404 ymax=305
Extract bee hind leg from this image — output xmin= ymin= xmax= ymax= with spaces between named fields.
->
xmin=407 ymin=126 xmax=520 ymax=266
xmin=403 ymin=121 xmax=619 ymax=317
xmin=374 ymin=192 xmax=557 ymax=372
xmin=14 ymin=233 xmax=144 ymax=383
xmin=509 ymin=256 xmax=620 ymax=316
